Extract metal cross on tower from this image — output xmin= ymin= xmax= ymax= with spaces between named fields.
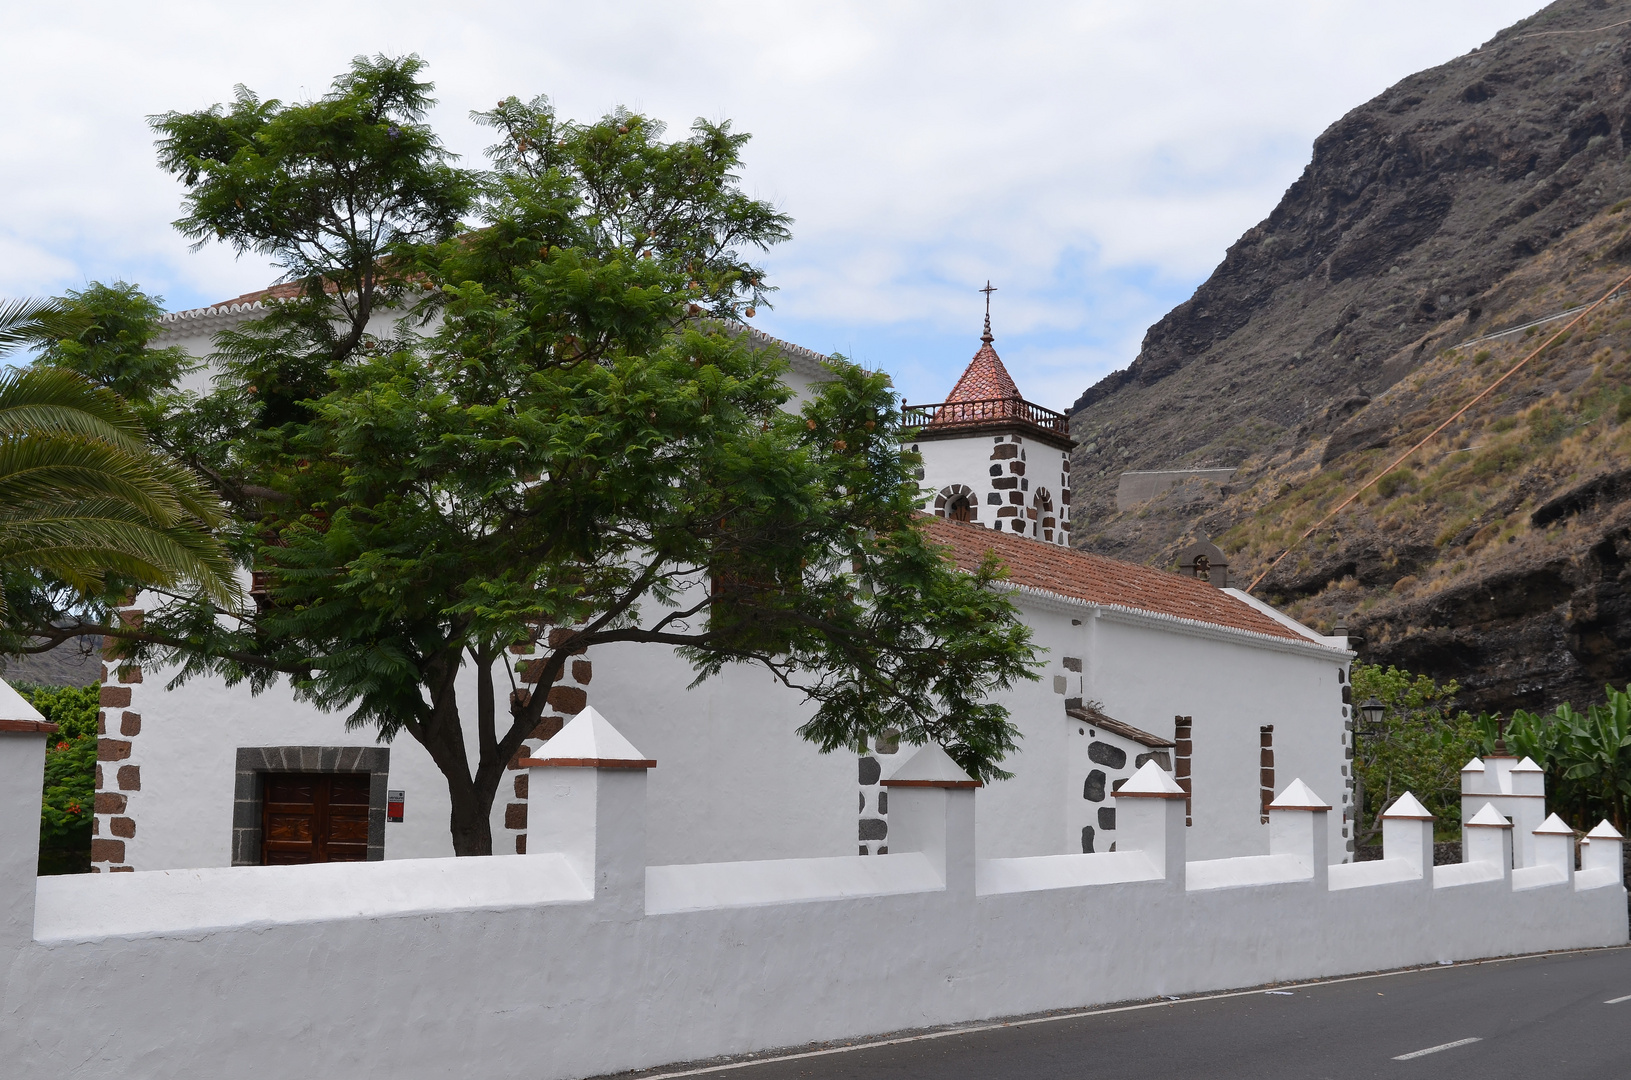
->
xmin=980 ymin=280 xmax=997 ymax=344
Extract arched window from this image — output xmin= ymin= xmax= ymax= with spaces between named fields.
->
xmin=933 ymin=484 xmax=979 ymax=523
xmin=1032 ymin=488 xmax=1057 ymax=543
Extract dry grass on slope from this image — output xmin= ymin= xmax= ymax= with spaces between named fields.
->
xmin=1218 ymin=200 xmax=1631 ymax=638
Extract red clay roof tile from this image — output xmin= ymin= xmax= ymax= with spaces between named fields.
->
xmin=922 ymin=516 xmax=1305 ymax=642
xmin=944 ymin=342 xmax=1021 ymax=403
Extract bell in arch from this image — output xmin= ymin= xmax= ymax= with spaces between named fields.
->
xmin=1177 ymin=538 xmax=1228 ymax=588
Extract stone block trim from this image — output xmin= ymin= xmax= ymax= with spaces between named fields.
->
xmin=503 ymin=628 xmax=594 ymax=854
xmin=855 ymin=735 xmax=904 ymax=855
xmin=231 ymin=746 xmax=390 ymax=866
xmin=1259 ymin=725 xmax=1275 ymax=825
xmin=1174 ymin=715 xmax=1194 ymax=827
xmin=97 ymin=739 xmax=132 ymax=761
xmin=90 ymin=838 xmax=124 ymax=863
xmin=548 ymin=686 xmax=587 ymax=713
xmin=91 ymin=606 xmax=149 ymax=870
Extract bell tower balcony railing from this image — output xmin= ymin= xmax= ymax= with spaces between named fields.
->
xmin=902 ymin=396 xmax=1070 ymax=439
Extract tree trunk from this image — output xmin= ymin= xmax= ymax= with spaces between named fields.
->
xmin=448 ymin=780 xmax=494 ymax=857
xmin=412 ymin=657 xmax=498 ymax=856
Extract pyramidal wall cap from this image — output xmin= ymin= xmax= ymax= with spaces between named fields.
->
xmin=1115 ymin=759 xmax=1188 ymax=799
xmin=1512 ymin=757 xmax=1544 ymax=772
xmin=1267 ymin=778 xmax=1331 ymax=811
xmin=1466 ymin=802 xmax=1513 ymax=828
xmin=1381 ymin=791 xmax=1434 ymax=820
xmin=518 ymin=706 xmax=655 ymax=768
xmin=0 ymin=676 xmax=56 ymax=734
xmin=881 ymin=743 xmax=980 ymax=788
xmin=1460 ymin=758 xmax=1486 ymax=773
xmin=1534 ymin=813 xmax=1574 ymax=836
xmin=1586 ymin=820 xmax=1624 ymax=840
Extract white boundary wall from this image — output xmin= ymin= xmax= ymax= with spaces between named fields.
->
xmin=3 ymin=719 xmax=1625 ymax=1080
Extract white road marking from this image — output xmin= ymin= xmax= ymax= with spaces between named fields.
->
xmin=1393 ymin=1038 xmax=1482 ymax=1061
xmin=1263 ymin=991 xmax=1294 ymax=995
xmin=1605 ymin=994 xmax=1631 ymax=1004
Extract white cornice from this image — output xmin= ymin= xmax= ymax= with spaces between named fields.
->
xmin=152 ymin=302 xmax=267 ymax=343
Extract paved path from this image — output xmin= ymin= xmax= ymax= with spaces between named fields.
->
xmin=633 ymin=947 xmax=1631 ymax=1080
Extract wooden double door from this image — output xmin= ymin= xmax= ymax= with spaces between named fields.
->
xmin=261 ymin=773 xmax=371 ymax=864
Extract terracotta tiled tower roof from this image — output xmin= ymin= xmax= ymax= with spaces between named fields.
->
xmin=943 ymin=308 xmax=1021 ymax=403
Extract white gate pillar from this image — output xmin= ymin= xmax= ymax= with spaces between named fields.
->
xmin=523 ymin=706 xmax=653 ymax=918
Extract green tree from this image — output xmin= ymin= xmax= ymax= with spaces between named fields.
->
xmin=41 ymin=59 xmax=1037 ymax=857
xmin=30 ymin=282 xmax=196 ymax=408
xmin=1351 ymin=663 xmax=1481 ymax=843
xmin=151 ymin=53 xmax=475 ymax=444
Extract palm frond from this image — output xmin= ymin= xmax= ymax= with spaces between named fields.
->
xmin=0 ymin=365 xmax=243 ymax=610
xmin=0 ymin=366 xmax=147 ymax=447
xmin=0 ymin=296 xmax=67 ymax=351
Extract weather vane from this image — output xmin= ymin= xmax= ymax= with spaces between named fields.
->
xmin=980 ymin=280 xmax=996 ymax=344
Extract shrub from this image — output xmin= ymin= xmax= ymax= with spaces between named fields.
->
xmin=1470 ymin=443 xmax=1526 ymax=478
xmin=1526 ymin=408 xmax=1568 ymax=444
xmin=1473 ymin=349 xmax=1493 ymax=365
xmin=16 ymin=683 xmax=99 ymax=875
xmin=1374 ymin=468 xmax=1417 ymax=499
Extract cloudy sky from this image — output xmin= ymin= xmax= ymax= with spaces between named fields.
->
xmin=2 ymin=1 xmax=1547 ymax=409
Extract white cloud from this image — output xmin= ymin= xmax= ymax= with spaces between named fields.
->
xmin=0 ymin=1 xmax=1547 ymax=406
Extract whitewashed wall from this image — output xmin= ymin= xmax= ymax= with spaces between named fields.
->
xmin=1086 ymin=608 xmax=1351 ymax=859
xmin=964 ymin=591 xmax=1350 ymax=862
xmin=104 ymin=583 xmax=1347 ymax=870
xmin=4 ymin=722 xmax=1624 ymax=1080
xmin=913 ymin=430 xmax=1073 ymax=543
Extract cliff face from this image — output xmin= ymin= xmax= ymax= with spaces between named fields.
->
xmin=1069 ymin=0 xmax=1631 ymax=714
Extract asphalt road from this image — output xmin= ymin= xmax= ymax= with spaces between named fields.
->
xmin=633 ymin=947 xmax=1631 ymax=1080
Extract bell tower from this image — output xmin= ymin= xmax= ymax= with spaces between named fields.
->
xmin=903 ymin=284 xmax=1076 ymax=545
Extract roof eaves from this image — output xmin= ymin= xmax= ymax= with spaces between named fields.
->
xmin=1065 ymin=705 xmax=1174 ymax=748
xmin=993 ymin=580 xmax=1352 ymax=660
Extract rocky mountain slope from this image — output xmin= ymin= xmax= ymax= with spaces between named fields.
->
xmin=1068 ymin=0 xmax=1631 ymax=714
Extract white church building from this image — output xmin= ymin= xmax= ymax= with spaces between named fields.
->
xmin=86 ymin=293 xmax=1358 ymax=876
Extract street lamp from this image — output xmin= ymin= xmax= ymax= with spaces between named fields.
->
xmin=1359 ymin=697 xmax=1385 ymax=731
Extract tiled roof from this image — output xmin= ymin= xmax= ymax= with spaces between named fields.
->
xmin=944 ymin=341 xmax=1020 ymax=403
xmin=922 ymin=516 xmax=1305 ymax=642
xmin=213 ymin=282 xmax=309 ymax=306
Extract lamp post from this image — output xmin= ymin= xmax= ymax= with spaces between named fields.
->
xmin=1354 ymin=697 xmax=1386 ymax=851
